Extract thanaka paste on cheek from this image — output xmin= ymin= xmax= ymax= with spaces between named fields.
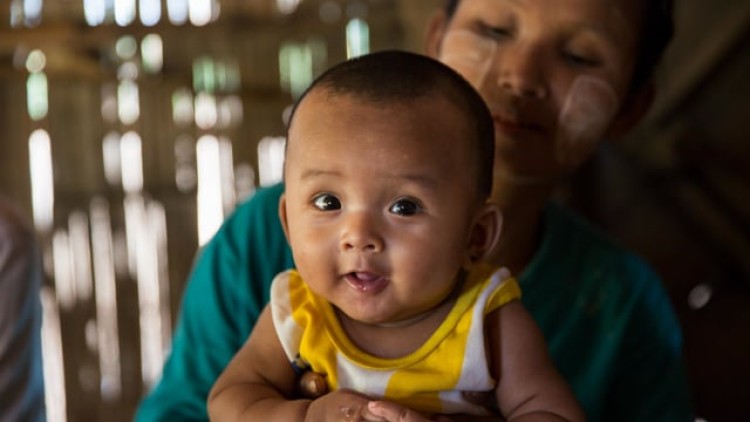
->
xmin=438 ymin=30 xmax=496 ymax=89
xmin=556 ymin=75 xmax=618 ymax=167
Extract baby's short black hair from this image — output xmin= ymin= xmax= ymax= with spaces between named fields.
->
xmin=443 ymin=0 xmax=674 ymax=92
xmin=287 ymin=50 xmax=495 ymax=199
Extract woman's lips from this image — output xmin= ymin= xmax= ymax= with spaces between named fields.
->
xmin=344 ymin=272 xmax=388 ymax=294
xmin=493 ymin=114 xmax=543 ymax=138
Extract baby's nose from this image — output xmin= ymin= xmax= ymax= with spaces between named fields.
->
xmin=339 ymin=211 xmax=383 ymax=253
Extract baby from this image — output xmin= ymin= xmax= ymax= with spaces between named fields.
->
xmin=207 ymin=50 xmax=583 ymax=421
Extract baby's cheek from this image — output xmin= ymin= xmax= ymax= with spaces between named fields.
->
xmin=556 ymin=76 xmax=618 ymax=167
xmin=438 ymin=30 xmax=496 ymax=89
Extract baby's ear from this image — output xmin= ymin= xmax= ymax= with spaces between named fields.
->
xmin=278 ymin=193 xmax=292 ymax=242
xmin=465 ymin=202 xmax=502 ymax=267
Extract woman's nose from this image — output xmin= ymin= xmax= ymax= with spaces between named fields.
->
xmin=339 ymin=211 xmax=383 ymax=253
xmin=493 ymin=43 xmax=548 ymax=99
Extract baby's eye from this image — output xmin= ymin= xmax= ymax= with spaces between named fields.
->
xmin=312 ymin=193 xmax=341 ymax=211
xmin=389 ymin=198 xmax=422 ymax=216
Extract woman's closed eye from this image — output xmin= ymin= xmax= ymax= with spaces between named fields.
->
xmin=562 ymin=46 xmax=602 ymax=68
xmin=564 ymin=54 xmax=599 ymax=68
xmin=479 ymin=22 xmax=514 ymax=41
xmin=312 ymin=193 xmax=341 ymax=211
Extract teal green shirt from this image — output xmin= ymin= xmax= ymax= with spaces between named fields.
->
xmin=136 ymin=183 xmax=692 ymax=421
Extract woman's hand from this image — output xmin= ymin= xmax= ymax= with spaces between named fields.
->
xmin=298 ymin=371 xmax=501 ymax=421
xmin=367 ymin=400 xmax=504 ymax=422
xmin=366 ymin=401 xmax=435 ymax=421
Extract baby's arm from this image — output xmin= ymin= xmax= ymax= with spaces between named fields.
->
xmin=207 ymin=306 xmax=384 ymax=422
xmin=207 ymin=305 xmax=311 ymax=420
xmin=488 ymin=301 xmax=585 ymax=422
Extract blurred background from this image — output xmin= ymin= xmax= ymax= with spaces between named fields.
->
xmin=0 ymin=0 xmax=748 ymax=420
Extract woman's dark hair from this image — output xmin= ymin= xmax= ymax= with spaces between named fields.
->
xmin=287 ymin=50 xmax=495 ymax=199
xmin=443 ymin=0 xmax=674 ymax=92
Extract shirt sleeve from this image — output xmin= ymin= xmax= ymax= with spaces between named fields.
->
xmin=135 ymin=184 xmax=292 ymax=421
xmin=0 ymin=208 xmax=45 ymax=422
xmin=485 ymin=267 xmax=521 ymax=312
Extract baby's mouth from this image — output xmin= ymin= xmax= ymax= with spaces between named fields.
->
xmin=343 ymin=271 xmax=388 ymax=293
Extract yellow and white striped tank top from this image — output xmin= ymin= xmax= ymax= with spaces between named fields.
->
xmin=270 ymin=265 xmax=521 ymax=416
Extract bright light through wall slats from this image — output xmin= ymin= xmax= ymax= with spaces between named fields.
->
xmin=120 ymin=131 xmax=144 ymax=194
xmin=23 ymin=0 xmax=43 ymax=27
xmin=172 ymin=88 xmax=194 ymax=127
xmin=27 ymin=72 xmax=48 ymax=121
xmin=196 ymin=135 xmax=223 ymax=245
xmin=102 ymin=132 xmax=122 ymax=186
xmin=194 ymin=92 xmax=217 ymax=129
xmin=139 ymin=0 xmax=161 ymax=27
xmin=134 ymin=199 xmax=171 ymax=387
xmin=10 ymin=0 xmax=23 ymax=28
xmin=123 ymin=195 xmax=144 ymax=280
xmin=68 ymin=211 xmax=93 ymax=303
xmin=219 ymin=137 xmax=235 ymax=214
xmin=28 ymin=129 xmax=54 ymax=233
xmin=52 ymin=230 xmax=75 ymax=310
xmin=346 ymin=18 xmax=370 ymax=59
xmin=117 ymin=79 xmax=140 ymax=125
xmin=90 ymin=197 xmax=122 ymax=400
xmin=118 ymin=61 xmax=139 ymax=80
xmin=188 ymin=0 xmax=211 ymax=27
xmin=216 ymin=95 xmax=243 ymax=129
xmin=84 ymin=0 xmax=106 ymax=26
xmin=166 ymin=0 xmax=188 ymax=25
xmin=152 ymin=203 xmax=172 ymax=365
xmin=25 ymin=49 xmax=46 ymax=73
xmin=192 ymin=56 xmax=214 ymax=93
xmin=114 ymin=0 xmax=136 ymax=26
xmin=276 ymin=0 xmax=301 ymax=15
xmin=116 ymin=36 xmax=138 ymax=61
xmin=40 ymin=287 xmax=66 ymax=422
xmin=141 ymin=34 xmax=163 ymax=73
xmin=279 ymin=42 xmax=313 ymax=100
xmin=257 ymin=136 xmax=286 ymax=187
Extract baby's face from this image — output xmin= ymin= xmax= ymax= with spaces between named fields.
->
xmin=433 ymin=0 xmax=641 ymax=182
xmin=281 ymin=90 xmax=480 ymax=326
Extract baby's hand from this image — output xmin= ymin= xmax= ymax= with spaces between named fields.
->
xmin=305 ymin=389 xmax=386 ymax=422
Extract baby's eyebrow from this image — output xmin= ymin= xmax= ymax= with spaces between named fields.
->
xmin=389 ymin=173 xmax=440 ymax=189
xmin=299 ymin=169 xmax=341 ymax=181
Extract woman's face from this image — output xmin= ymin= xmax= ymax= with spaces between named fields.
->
xmin=429 ymin=0 xmax=642 ymax=183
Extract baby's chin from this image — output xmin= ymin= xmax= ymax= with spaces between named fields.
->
xmin=335 ymin=304 xmax=415 ymax=328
